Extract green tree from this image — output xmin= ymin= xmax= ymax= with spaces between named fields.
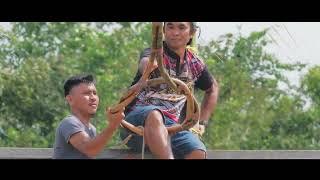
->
xmin=0 ymin=22 xmax=151 ymax=147
xmin=198 ymin=29 xmax=308 ymax=149
xmin=1 ymin=23 xmax=318 ymax=150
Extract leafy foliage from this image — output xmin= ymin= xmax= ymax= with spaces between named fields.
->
xmin=0 ymin=23 xmax=319 ymax=150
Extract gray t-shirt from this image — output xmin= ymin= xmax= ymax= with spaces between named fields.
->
xmin=53 ymin=115 xmax=97 ymax=159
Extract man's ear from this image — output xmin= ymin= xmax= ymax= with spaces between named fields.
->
xmin=65 ymin=95 xmax=72 ymax=105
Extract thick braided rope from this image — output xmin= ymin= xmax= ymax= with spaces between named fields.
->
xmin=109 ymin=22 xmax=200 ymax=136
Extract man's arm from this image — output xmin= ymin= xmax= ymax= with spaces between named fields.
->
xmin=200 ymin=77 xmax=219 ymax=125
xmin=139 ymin=57 xmax=150 ymax=74
xmin=69 ymin=109 xmax=124 ymax=158
xmin=129 ymin=56 xmax=158 ymax=92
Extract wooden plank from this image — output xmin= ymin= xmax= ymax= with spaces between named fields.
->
xmin=1 ymin=148 xmax=320 ymax=159
xmin=207 ymin=150 xmax=320 ymax=159
xmin=0 ymin=148 xmax=53 ymax=159
xmin=96 ymin=149 xmax=154 ymax=159
xmin=0 ymin=148 xmax=153 ymax=159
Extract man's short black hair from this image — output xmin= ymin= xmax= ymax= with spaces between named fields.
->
xmin=64 ymin=74 xmax=96 ymax=97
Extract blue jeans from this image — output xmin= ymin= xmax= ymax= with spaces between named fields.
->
xmin=120 ymin=105 xmax=206 ymax=159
